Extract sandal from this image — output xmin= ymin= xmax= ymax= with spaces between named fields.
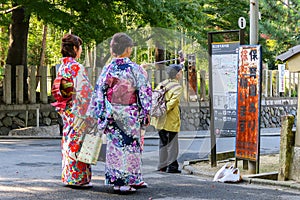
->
xmin=113 ymin=186 xmax=120 ymax=191
xmin=130 ymin=181 xmax=148 ymax=189
xmin=65 ymin=182 xmax=93 ymax=189
xmin=120 ymin=186 xmax=136 ymax=192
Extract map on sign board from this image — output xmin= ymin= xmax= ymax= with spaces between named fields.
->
xmin=212 ymin=54 xmax=238 ymax=106
xmin=211 ymin=42 xmax=239 ymax=136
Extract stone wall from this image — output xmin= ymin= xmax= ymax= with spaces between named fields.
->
xmin=0 ymin=98 xmax=297 ymax=135
xmin=0 ymin=104 xmax=62 ymax=135
xmin=148 ymin=98 xmax=298 ymax=132
xmin=260 ymin=98 xmax=297 ymax=128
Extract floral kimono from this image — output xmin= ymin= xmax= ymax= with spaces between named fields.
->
xmin=87 ymin=57 xmax=152 ymax=187
xmin=52 ymin=57 xmax=93 ymax=186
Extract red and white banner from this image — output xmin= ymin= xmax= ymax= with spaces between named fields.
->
xmin=236 ymin=45 xmax=262 ymax=161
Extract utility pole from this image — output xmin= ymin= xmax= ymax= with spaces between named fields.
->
xmin=249 ymin=0 xmax=259 ymax=174
xmin=250 ymin=0 xmax=259 ymax=45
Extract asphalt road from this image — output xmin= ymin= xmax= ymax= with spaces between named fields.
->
xmin=1 ymin=137 xmax=300 ymax=200
xmin=145 ymin=134 xmax=280 ymax=163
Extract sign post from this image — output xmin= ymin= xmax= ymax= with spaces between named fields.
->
xmin=208 ymin=30 xmax=244 ymax=167
xmin=236 ymin=45 xmax=262 ymax=173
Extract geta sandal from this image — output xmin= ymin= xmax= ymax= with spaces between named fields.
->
xmin=65 ymin=182 xmax=93 ymax=189
xmin=120 ymin=186 xmax=136 ymax=192
xmin=130 ymin=181 xmax=148 ymax=189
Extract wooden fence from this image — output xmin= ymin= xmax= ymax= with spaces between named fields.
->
xmin=262 ymin=69 xmax=299 ymax=98
xmin=0 ymin=64 xmax=299 ymax=105
xmin=2 ymin=65 xmax=49 ymax=104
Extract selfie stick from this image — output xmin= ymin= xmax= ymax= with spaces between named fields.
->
xmin=144 ymin=50 xmax=185 ymax=65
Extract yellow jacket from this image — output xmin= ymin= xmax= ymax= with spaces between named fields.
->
xmin=150 ymin=79 xmax=183 ymax=132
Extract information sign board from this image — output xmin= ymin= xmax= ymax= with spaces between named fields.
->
xmin=211 ymin=42 xmax=239 ymax=136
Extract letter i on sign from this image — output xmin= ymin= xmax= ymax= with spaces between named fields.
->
xmin=238 ymin=17 xmax=246 ymax=29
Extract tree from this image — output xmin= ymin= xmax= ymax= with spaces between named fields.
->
xmin=0 ymin=0 xmax=117 ymax=102
xmin=1 ymin=0 xmax=299 ymax=103
xmin=6 ymin=3 xmax=29 ymax=101
xmin=259 ymin=0 xmax=300 ymax=69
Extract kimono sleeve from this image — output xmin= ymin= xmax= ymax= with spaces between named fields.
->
xmin=71 ymin=63 xmax=93 ymax=118
xmin=86 ymin=64 xmax=112 ymax=129
xmin=134 ymin=65 xmax=152 ymax=117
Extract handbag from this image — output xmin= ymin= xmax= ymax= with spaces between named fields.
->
xmin=213 ymin=163 xmax=241 ymax=183
xmin=78 ymin=125 xmax=104 ymax=165
xmin=98 ymin=134 xmax=106 ymax=162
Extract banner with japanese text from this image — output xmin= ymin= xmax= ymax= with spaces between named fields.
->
xmin=236 ymin=45 xmax=262 ymax=161
xmin=278 ymin=64 xmax=285 ymax=93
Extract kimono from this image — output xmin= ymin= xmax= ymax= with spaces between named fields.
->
xmin=52 ymin=57 xmax=93 ymax=185
xmin=87 ymin=57 xmax=152 ymax=187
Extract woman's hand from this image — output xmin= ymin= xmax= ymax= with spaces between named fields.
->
xmin=143 ymin=114 xmax=151 ymax=127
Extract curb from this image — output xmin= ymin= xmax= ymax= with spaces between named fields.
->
xmin=242 ymin=176 xmax=300 ymax=189
xmin=0 ymin=128 xmax=280 ymax=139
xmin=0 ymin=134 xmax=279 ymax=139
xmin=0 ymin=136 xmax=62 ymax=139
xmin=183 ymin=163 xmax=300 ymax=189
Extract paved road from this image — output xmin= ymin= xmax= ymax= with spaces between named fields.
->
xmin=2 ymin=136 xmax=300 ymax=200
xmin=146 ymin=128 xmax=281 ymax=163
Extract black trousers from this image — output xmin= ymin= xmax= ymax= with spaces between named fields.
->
xmin=158 ymin=129 xmax=179 ymax=171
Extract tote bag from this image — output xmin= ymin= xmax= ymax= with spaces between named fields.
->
xmin=78 ymin=126 xmax=104 ymax=165
xmin=97 ymin=134 xmax=106 ymax=162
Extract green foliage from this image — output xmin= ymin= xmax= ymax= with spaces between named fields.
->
xmin=284 ymin=86 xmax=298 ymax=97
xmin=0 ymin=1 xmax=11 ymax=66
xmin=0 ymin=0 xmax=299 ymax=71
xmin=27 ymin=15 xmax=63 ymax=66
xmin=259 ymin=0 xmax=300 ymax=69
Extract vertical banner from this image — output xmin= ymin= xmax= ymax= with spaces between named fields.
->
xmin=212 ymin=42 xmax=239 ymax=136
xmin=236 ymin=45 xmax=262 ymax=161
xmin=278 ymin=64 xmax=285 ymax=93
xmin=187 ymin=54 xmax=198 ymax=101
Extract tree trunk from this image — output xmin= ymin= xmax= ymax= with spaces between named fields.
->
xmin=39 ymin=25 xmax=48 ymax=68
xmin=0 ymin=27 xmax=5 ymax=67
xmin=36 ymin=24 xmax=48 ymax=88
xmin=155 ymin=41 xmax=165 ymax=83
xmin=6 ymin=5 xmax=30 ymax=103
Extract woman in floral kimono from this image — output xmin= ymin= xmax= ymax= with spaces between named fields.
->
xmin=51 ymin=34 xmax=94 ymax=188
xmin=87 ymin=33 xmax=152 ymax=192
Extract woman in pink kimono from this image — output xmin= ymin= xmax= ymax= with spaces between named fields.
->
xmin=87 ymin=33 xmax=152 ymax=192
xmin=51 ymin=34 xmax=94 ymax=188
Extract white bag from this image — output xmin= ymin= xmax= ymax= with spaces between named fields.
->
xmin=218 ymin=168 xmax=241 ymax=183
xmin=78 ymin=125 xmax=104 ymax=165
xmin=213 ymin=163 xmax=232 ymax=181
xmin=213 ymin=163 xmax=241 ymax=183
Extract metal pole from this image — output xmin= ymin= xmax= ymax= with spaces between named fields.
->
xmin=249 ymin=0 xmax=259 ymax=174
xmin=295 ymin=73 xmax=300 ymax=146
xmin=250 ymin=0 xmax=259 ymax=45
xmin=208 ymin=32 xmax=216 ymax=167
xmin=36 ymin=108 xmax=39 ymax=128
xmin=265 ymin=67 xmax=268 ymax=97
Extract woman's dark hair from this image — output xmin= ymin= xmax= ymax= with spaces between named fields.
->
xmin=110 ymin=33 xmax=133 ymax=56
xmin=61 ymin=34 xmax=83 ymax=58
